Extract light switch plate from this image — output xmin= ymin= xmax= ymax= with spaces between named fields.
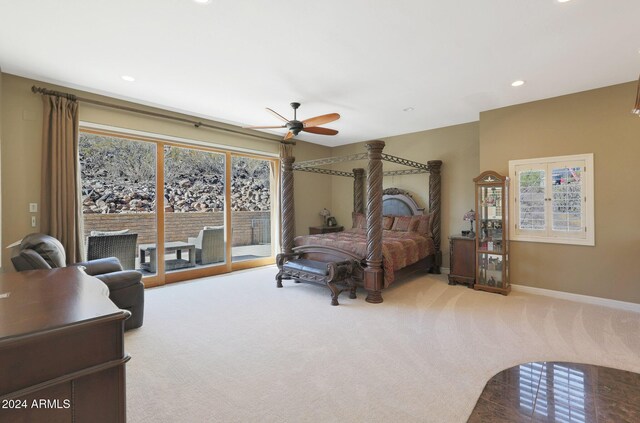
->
xmin=29 ymin=203 xmax=38 ymax=213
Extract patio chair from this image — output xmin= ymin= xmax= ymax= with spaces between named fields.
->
xmin=188 ymin=226 xmax=224 ymax=265
xmin=87 ymin=233 xmax=138 ymax=270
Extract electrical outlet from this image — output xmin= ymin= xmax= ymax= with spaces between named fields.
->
xmin=29 ymin=203 xmax=38 ymax=213
xmin=31 ymin=216 xmax=37 ymax=227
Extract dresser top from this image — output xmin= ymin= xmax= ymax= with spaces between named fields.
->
xmin=0 ymin=267 xmax=123 ymax=340
xmin=450 ymin=235 xmax=475 ymax=240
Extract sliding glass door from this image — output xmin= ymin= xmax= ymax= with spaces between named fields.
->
xmin=163 ymin=145 xmax=227 ymax=274
xmin=79 ymin=129 xmax=276 ymax=286
xmin=79 ymin=133 xmax=158 ymax=276
xmin=231 ymin=155 xmax=274 ymax=266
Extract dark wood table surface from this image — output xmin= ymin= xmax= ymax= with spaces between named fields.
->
xmin=0 ymin=267 xmax=130 ymax=422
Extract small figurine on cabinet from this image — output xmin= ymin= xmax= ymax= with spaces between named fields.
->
xmin=488 ymin=276 xmax=497 ymax=287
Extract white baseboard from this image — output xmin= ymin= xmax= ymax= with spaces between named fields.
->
xmin=511 ymin=284 xmax=640 ymax=313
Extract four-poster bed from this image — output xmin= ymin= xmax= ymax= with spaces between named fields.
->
xmin=277 ymin=140 xmax=442 ymax=304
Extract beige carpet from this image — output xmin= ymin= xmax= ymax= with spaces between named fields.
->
xmin=125 ymin=266 xmax=640 ymax=422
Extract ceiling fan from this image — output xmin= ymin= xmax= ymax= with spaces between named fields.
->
xmin=244 ymin=102 xmax=340 ymax=141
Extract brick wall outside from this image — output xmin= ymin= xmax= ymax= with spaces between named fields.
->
xmin=83 ymin=211 xmax=271 ymax=247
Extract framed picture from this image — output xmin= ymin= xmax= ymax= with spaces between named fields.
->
xmin=327 ymin=217 xmax=337 ymax=227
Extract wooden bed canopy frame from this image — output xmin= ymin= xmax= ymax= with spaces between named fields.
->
xmin=280 ymin=140 xmax=442 ymax=303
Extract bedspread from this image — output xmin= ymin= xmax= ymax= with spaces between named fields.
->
xmin=294 ymin=228 xmax=435 ymax=287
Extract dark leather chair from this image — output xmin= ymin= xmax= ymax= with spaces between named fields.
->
xmin=12 ymin=233 xmax=144 ymax=330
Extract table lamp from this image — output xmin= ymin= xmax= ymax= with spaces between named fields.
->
xmin=463 ymin=209 xmax=476 ymax=238
xmin=319 ymin=208 xmax=331 ymax=226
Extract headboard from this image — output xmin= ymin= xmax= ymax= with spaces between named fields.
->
xmin=382 ymin=188 xmax=424 ymax=216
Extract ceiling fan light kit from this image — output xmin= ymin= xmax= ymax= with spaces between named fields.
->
xmin=244 ymin=102 xmax=340 ymax=140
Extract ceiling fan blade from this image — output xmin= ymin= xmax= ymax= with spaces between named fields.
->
xmin=243 ymin=125 xmax=287 ymax=129
xmin=283 ymin=131 xmax=295 ymax=141
xmin=302 ymin=113 xmax=340 ymax=128
xmin=302 ymin=127 xmax=339 ymax=136
xmin=266 ymin=107 xmax=290 ymax=123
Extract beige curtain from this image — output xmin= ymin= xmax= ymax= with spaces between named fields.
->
xmin=40 ymin=95 xmax=84 ymax=264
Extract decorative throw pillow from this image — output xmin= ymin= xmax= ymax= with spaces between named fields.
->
xmin=352 ymin=212 xmax=366 ymax=229
xmin=90 ymin=229 xmax=129 ymax=236
xmin=426 ymin=214 xmax=434 ymax=236
xmin=382 ymin=216 xmax=394 ymax=230
xmin=391 ymin=216 xmax=412 ymax=231
xmin=408 ymin=216 xmax=421 ymax=232
xmin=410 ymin=214 xmax=431 ymax=236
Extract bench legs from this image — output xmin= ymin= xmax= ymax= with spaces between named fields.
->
xmin=276 ymin=257 xmax=360 ymax=306
xmin=328 ymin=281 xmax=340 ymax=306
xmin=329 ymin=278 xmax=357 ymax=306
xmin=349 ymin=281 xmax=357 ymax=299
xmin=276 ymin=275 xmax=358 ymax=306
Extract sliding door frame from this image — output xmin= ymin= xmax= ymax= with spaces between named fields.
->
xmin=80 ymin=127 xmax=278 ymax=287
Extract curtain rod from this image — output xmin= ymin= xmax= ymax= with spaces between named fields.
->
xmin=31 ymin=86 xmax=294 ymax=145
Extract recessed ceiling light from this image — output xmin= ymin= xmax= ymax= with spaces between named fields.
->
xmin=193 ymin=0 xmax=211 ymax=4
xmin=557 ymin=0 xmax=572 ymax=3
xmin=511 ymin=80 xmax=525 ymax=87
xmin=402 ymin=106 xmax=415 ymax=112
xmin=121 ymin=75 xmax=135 ymax=82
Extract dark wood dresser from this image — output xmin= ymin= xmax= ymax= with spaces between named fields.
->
xmin=309 ymin=225 xmax=344 ymax=235
xmin=448 ymin=235 xmax=476 ymax=288
xmin=0 ymin=267 xmax=130 ymax=422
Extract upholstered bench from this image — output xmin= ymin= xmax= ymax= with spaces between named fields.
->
xmin=276 ymin=255 xmax=358 ymax=306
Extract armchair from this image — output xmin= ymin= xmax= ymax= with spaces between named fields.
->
xmin=11 ymin=233 xmax=144 ymax=330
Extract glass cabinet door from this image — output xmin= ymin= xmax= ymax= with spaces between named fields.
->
xmin=477 ymin=253 xmax=505 ymax=289
xmin=473 ymin=171 xmax=510 ymax=295
xmin=478 ymin=185 xmax=504 ymax=253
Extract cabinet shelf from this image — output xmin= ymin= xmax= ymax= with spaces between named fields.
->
xmin=477 ymin=249 xmax=504 ymax=255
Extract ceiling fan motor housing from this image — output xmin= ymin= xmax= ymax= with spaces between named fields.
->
xmin=286 ymin=120 xmax=303 ymax=135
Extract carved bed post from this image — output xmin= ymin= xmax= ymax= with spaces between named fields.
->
xmin=353 ymin=168 xmax=365 ymax=214
xmin=280 ymin=147 xmax=295 ymax=255
xmin=364 ymin=141 xmax=385 ymax=303
xmin=427 ymin=160 xmax=442 ymax=273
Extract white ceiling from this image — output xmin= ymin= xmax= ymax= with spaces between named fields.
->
xmin=0 ymin=0 xmax=639 ymax=146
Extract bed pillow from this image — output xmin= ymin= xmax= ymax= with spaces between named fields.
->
xmin=352 ymin=212 xmax=366 ymax=229
xmin=410 ymin=213 xmax=432 ymax=236
xmin=391 ymin=216 xmax=412 ymax=231
xmin=383 ymin=216 xmax=394 ymax=230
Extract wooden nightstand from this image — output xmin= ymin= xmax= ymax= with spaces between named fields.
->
xmin=309 ymin=226 xmax=344 ymax=235
xmin=448 ymin=235 xmax=475 ymax=288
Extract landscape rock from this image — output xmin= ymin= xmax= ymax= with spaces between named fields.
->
xmin=80 ymin=138 xmax=271 ymax=214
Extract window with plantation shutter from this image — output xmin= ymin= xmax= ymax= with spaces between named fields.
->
xmin=509 ymin=154 xmax=594 ymax=246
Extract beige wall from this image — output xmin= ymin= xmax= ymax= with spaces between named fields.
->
xmin=0 ymin=73 xmax=330 ymax=270
xmin=480 ymin=81 xmax=640 ymax=303
xmin=329 ymin=123 xmax=480 ymax=268
xmin=290 ymin=142 xmax=332 ymax=236
xmin=3 ymin=71 xmax=638 ymax=304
